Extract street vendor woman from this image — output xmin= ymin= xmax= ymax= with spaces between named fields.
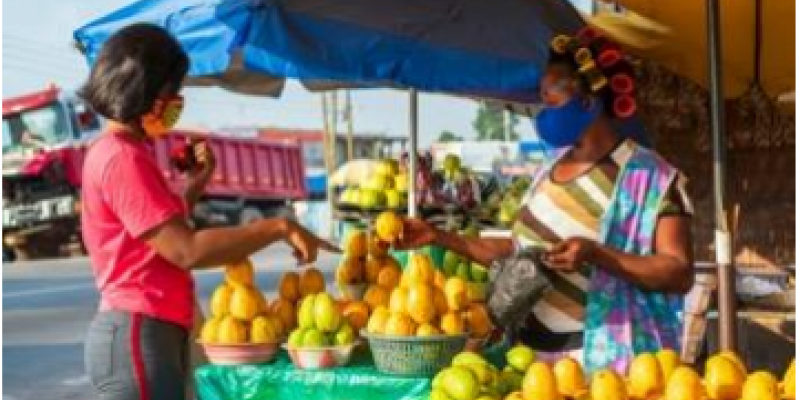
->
xmin=397 ymin=28 xmax=694 ymax=373
xmin=79 ymin=24 xmax=338 ymax=400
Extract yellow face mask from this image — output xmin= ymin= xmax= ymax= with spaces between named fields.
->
xmin=141 ymin=95 xmax=184 ymax=138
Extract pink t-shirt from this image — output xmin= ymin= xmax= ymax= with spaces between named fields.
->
xmin=81 ymin=132 xmax=194 ymax=328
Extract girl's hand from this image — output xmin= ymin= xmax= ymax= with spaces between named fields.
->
xmin=543 ymin=237 xmax=597 ymax=272
xmin=190 ymin=140 xmax=216 ymax=180
xmin=285 ymin=220 xmax=340 ymax=265
xmin=394 ymin=218 xmax=438 ymax=250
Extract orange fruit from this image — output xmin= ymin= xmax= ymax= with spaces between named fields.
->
xmin=406 ymin=283 xmax=436 ymax=324
xmin=416 ymin=323 xmax=441 ymax=336
xmin=384 ymin=312 xmax=416 ymax=336
xmin=364 ymin=285 xmax=390 ymax=310
xmin=342 ymin=301 xmax=370 ymax=331
xmin=210 ymin=283 xmax=234 ymax=317
xmin=375 ymin=211 xmax=404 ymax=243
xmin=433 ymin=270 xmax=447 ymax=290
xmin=369 ymin=234 xmax=390 ymax=257
xmin=366 ymin=306 xmax=390 ymax=334
xmin=523 ymin=362 xmax=561 ymax=400
xmin=433 ymin=289 xmax=449 ymax=316
xmin=406 ymin=253 xmax=435 ymax=284
xmin=389 ymin=287 xmax=409 ymax=314
xmin=225 ymin=259 xmax=255 ymax=288
xmin=344 ymin=230 xmax=368 ymax=258
xmin=464 ymin=303 xmax=493 ymax=338
xmin=336 ymin=256 xmax=365 ymax=284
xmin=377 ymin=265 xmax=402 ymax=288
xmin=278 ymin=272 xmax=300 ymax=302
xmin=365 ymin=256 xmax=384 ymax=284
xmin=554 ymin=357 xmax=586 ymax=398
xmin=271 ymin=298 xmax=297 ymax=330
xmin=300 ymin=267 xmax=325 ymax=296
xmin=440 ymin=312 xmax=465 ymax=335
xmin=229 ymin=285 xmax=262 ymax=321
xmin=444 ymin=277 xmax=469 ymax=311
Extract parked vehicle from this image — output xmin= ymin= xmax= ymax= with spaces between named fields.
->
xmin=2 ymin=86 xmax=307 ymax=261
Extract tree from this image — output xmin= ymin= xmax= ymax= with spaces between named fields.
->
xmin=438 ymin=130 xmax=462 ymax=142
xmin=472 ymin=103 xmax=520 ymax=141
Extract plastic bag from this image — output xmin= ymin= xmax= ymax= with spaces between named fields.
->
xmin=486 ymin=248 xmax=552 ymax=335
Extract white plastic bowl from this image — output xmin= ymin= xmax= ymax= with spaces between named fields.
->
xmin=199 ymin=341 xmax=279 ymax=365
xmin=283 ymin=342 xmax=358 ymax=370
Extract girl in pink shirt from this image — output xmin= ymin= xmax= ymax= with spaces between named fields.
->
xmin=80 ymin=24 xmax=337 ymax=400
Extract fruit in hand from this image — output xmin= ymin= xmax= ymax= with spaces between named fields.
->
xmin=375 ymin=211 xmax=404 ymax=243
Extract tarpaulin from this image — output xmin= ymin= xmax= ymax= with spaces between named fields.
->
xmin=195 ymin=348 xmax=431 ymax=400
xmin=73 ymin=0 xmax=584 ymax=102
xmin=195 ymin=341 xmax=511 ymax=400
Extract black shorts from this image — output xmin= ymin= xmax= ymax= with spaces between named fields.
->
xmin=85 ymin=311 xmax=189 ymax=400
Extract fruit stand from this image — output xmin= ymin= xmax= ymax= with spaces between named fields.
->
xmin=73 ymin=0 xmax=796 ymax=399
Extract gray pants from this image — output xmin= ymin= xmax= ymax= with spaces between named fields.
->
xmin=85 ymin=311 xmax=189 ymax=400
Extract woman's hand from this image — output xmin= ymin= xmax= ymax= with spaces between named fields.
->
xmin=284 ymin=220 xmax=341 ymax=265
xmin=543 ymin=237 xmax=597 ymax=272
xmin=394 ymin=218 xmax=438 ymax=250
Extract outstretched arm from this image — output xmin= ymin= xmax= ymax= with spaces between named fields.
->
xmin=396 ymin=218 xmax=514 ymax=266
xmin=144 ymin=217 xmax=339 ymax=270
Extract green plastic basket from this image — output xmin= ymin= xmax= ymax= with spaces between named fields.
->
xmin=362 ymin=331 xmax=468 ymax=377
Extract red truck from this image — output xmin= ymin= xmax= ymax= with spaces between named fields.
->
xmin=3 ymin=86 xmax=307 ymax=261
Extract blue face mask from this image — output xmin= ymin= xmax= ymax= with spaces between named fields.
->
xmin=535 ymin=97 xmax=601 ymax=148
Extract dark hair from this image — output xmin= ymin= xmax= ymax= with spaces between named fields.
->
xmin=79 ymin=23 xmax=189 ymax=123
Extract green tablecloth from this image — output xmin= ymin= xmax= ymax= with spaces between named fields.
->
xmin=196 ymin=340 xmax=510 ymax=400
xmin=195 ymin=347 xmax=432 ymax=400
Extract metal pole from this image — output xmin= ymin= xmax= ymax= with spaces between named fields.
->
xmin=346 ymin=90 xmax=355 ymax=161
xmin=321 ymin=93 xmax=336 ymax=240
xmin=706 ymin=0 xmax=737 ymax=351
xmin=408 ymin=89 xmax=419 ymax=219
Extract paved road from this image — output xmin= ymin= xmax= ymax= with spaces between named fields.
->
xmin=3 ymin=245 xmax=340 ymax=400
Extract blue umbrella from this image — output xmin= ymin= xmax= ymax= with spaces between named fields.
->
xmin=74 ymin=0 xmax=584 ymax=102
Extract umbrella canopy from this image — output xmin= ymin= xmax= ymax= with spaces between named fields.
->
xmin=74 ymin=0 xmax=584 ymax=103
xmin=585 ymin=0 xmax=794 ymax=99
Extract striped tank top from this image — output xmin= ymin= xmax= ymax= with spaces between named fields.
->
xmin=511 ymin=139 xmax=692 ymax=351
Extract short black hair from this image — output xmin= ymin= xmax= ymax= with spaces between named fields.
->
xmin=79 ymin=23 xmax=189 ymax=123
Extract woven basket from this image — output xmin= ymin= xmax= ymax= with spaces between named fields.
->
xmin=362 ymin=331 xmax=468 ymax=377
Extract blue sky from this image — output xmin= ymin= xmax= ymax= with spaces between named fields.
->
xmin=3 ymin=0 xmax=589 ymax=146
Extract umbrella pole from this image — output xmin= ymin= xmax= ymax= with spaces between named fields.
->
xmin=706 ymin=0 xmax=737 ymax=352
xmin=408 ymin=89 xmax=419 ymax=219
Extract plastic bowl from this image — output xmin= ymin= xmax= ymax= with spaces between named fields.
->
xmin=283 ymin=342 xmax=358 ymax=370
xmin=199 ymin=341 xmax=279 ymax=365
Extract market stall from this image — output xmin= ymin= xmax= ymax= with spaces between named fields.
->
xmin=73 ymin=0 xmax=795 ymax=399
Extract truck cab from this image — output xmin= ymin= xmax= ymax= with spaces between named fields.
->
xmin=3 ymin=85 xmax=102 ymax=261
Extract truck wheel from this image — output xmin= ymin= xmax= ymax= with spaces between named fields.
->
xmin=3 ymin=246 xmax=16 ymax=263
xmin=238 ymin=206 xmax=264 ymax=226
